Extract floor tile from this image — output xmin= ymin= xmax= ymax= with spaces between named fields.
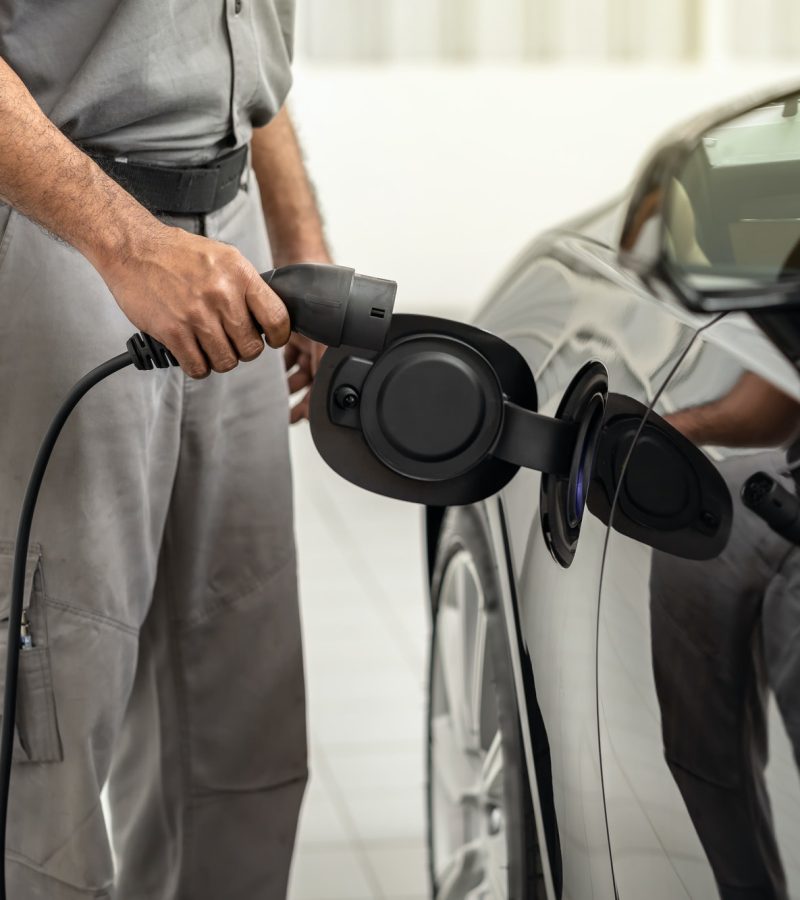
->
xmin=325 ymin=743 xmax=425 ymax=793
xmin=290 ymin=426 xmax=429 ymax=895
xmin=340 ymin=786 xmax=427 ymax=843
xmin=363 ymin=842 xmax=429 ymax=898
xmin=295 ymin=778 xmax=353 ymax=846
xmin=288 ymin=845 xmax=375 ymax=900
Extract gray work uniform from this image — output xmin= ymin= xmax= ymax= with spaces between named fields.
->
xmin=0 ymin=2 xmax=306 ymax=898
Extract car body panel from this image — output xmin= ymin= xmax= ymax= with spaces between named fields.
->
xmin=598 ymin=324 xmax=800 ymax=899
xmin=463 ymin=192 xmax=800 ymax=898
xmin=473 ymin=202 xmax=696 ymax=898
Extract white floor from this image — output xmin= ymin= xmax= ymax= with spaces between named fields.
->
xmin=287 ymin=424 xmax=431 ymax=900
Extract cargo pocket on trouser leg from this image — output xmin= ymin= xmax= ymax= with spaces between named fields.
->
xmin=0 ymin=541 xmax=118 ymax=898
xmin=0 ymin=541 xmax=63 ymax=764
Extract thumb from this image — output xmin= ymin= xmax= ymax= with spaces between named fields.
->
xmin=245 ymin=270 xmax=291 ymax=348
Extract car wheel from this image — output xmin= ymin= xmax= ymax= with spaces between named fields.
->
xmin=427 ymin=507 xmax=545 ymax=899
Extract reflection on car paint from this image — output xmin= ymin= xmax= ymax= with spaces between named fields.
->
xmin=474 ymin=202 xmax=800 ymax=898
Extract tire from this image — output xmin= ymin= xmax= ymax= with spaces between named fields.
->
xmin=426 ymin=506 xmax=545 ymax=900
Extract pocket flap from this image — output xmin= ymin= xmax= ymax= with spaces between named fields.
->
xmin=0 ymin=541 xmax=42 ymax=620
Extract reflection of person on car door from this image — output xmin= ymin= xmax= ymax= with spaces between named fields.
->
xmin=647 ymin=377 xmax=800 ymax=899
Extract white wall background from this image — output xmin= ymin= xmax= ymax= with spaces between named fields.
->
xmin=286 ymin=1 xmax=796 ymax=318
xmin=289 ymin=64 xmax=795 ymax=319
xmin=295 ymin=0 xmax=800 ymax=64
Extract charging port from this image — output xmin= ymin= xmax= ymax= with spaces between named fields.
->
xmin=541 ymin=361 xmax=608 ymax=567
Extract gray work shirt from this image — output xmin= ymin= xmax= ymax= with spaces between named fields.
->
xmin=0 ymin=0 xmax=295 ymax=162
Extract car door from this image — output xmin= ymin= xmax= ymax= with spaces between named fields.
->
xmin=597 ymin=311 xmax=800 ymax=899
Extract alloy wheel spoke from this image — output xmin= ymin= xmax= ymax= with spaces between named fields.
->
xmin=431 ymin=713 xmax=481 ymax=806
xmin=436 ymin=599 xmax=470 ymax=747
xmin=432 ymin=550 xmax=509 ymax=900
xmin=481 ymin=729 xmax=504 ymax=801
xmin=436 ymin=839 xmax=483 ymax=900
xmin=468 ymin=606 xmax=489 ymax=739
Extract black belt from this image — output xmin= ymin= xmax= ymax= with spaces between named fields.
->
xmin=86 ymin=144 xmax=249 ymax=216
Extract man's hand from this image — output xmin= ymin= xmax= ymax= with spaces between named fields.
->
xmin=284 ymin=334 xmax=325 ymax=423
xmin=102 ymin=224 xmax=290 ymax=379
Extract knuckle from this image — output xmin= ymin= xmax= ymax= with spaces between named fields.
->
xmin=186 ymin=300 xmax=209 ymax=325
xmin=239 ymin=340 xmax=264 ymax=362
xmin=214 ymin=357 xmax=239 ymax=373
xmin=264 ymin=309 xmax=291 ymax=347
xmin=162 ymin=323 xmax=185 ymax=345
xmin=211 ymin=272 xmax=233 ymax=298
xmin=186 ymin=361 xmax=210 ymax=379
xmin=222 ymin=295 xmax=248 ymax=324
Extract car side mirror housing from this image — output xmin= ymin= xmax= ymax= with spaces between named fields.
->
xmin=619 ymin=83 xmax=800 ymax=318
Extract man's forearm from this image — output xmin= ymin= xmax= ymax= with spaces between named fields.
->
xmin=250 ymin=106 xmax=330 ymax=266
xmin=0 ymin=58 xmax=163 ymax=276
xmin=666 ymin=372 xmax=800 ymax=448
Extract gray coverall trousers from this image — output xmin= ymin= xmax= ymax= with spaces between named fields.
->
xmin=0 ymin=172 xmax=307 ymax=899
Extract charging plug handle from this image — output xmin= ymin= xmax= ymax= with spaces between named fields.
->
xmin=262 ymin=264 xmax=396 ymax=350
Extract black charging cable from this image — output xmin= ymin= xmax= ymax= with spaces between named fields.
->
xmin=0 ymin=335 xmax=174 ymax=900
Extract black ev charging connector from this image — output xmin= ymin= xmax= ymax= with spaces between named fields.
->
xmin=742 ymin=470 xmax=800 ymax=544
xmin=0 ymin=263 xmax=395 ymax=900
xmin=262 ymin=264 xmax=396 ymax=352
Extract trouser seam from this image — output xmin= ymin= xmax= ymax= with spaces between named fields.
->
xmin=43 ymin=596 xmax=140 ymax=637
xmin=172 ymin=549 xmax=296 ymax=634
xmin=190 ymin=769 xmax=309 ymax=800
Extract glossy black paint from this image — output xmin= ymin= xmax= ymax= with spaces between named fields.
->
xmin=463 ymin=186 xmax=800 ymax=898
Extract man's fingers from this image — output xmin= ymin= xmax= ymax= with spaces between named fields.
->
xmin=195 ymin=323 xmax=240 ymax=374
xmin=164 ymin=330 xmax=210 ymax=380
xmin=221 ymin=313 xmax=265 ymax=362
xmin=288 ymin=366 xmax=313 ymax=395
xmin=284 ymin=340 xmax=301 ymax=371
xmin=290 ymin=390 xmax=311 ymax=424
xmin=245 ymin=274 xmax=291 ymax=348
xmin=311 ymin=343 xmax=326 ymax=376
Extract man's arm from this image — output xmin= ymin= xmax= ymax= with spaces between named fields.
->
xmin=666 ymin=372 xmax=800 ymax=447
xmin=251 ymin=107 xmax=330 ymax=422
xmin=0 ymin=58 xmax=289 ymax=378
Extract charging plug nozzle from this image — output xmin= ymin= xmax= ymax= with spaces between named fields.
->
xmin=742 ymin=470 xmax=800 ymax=544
